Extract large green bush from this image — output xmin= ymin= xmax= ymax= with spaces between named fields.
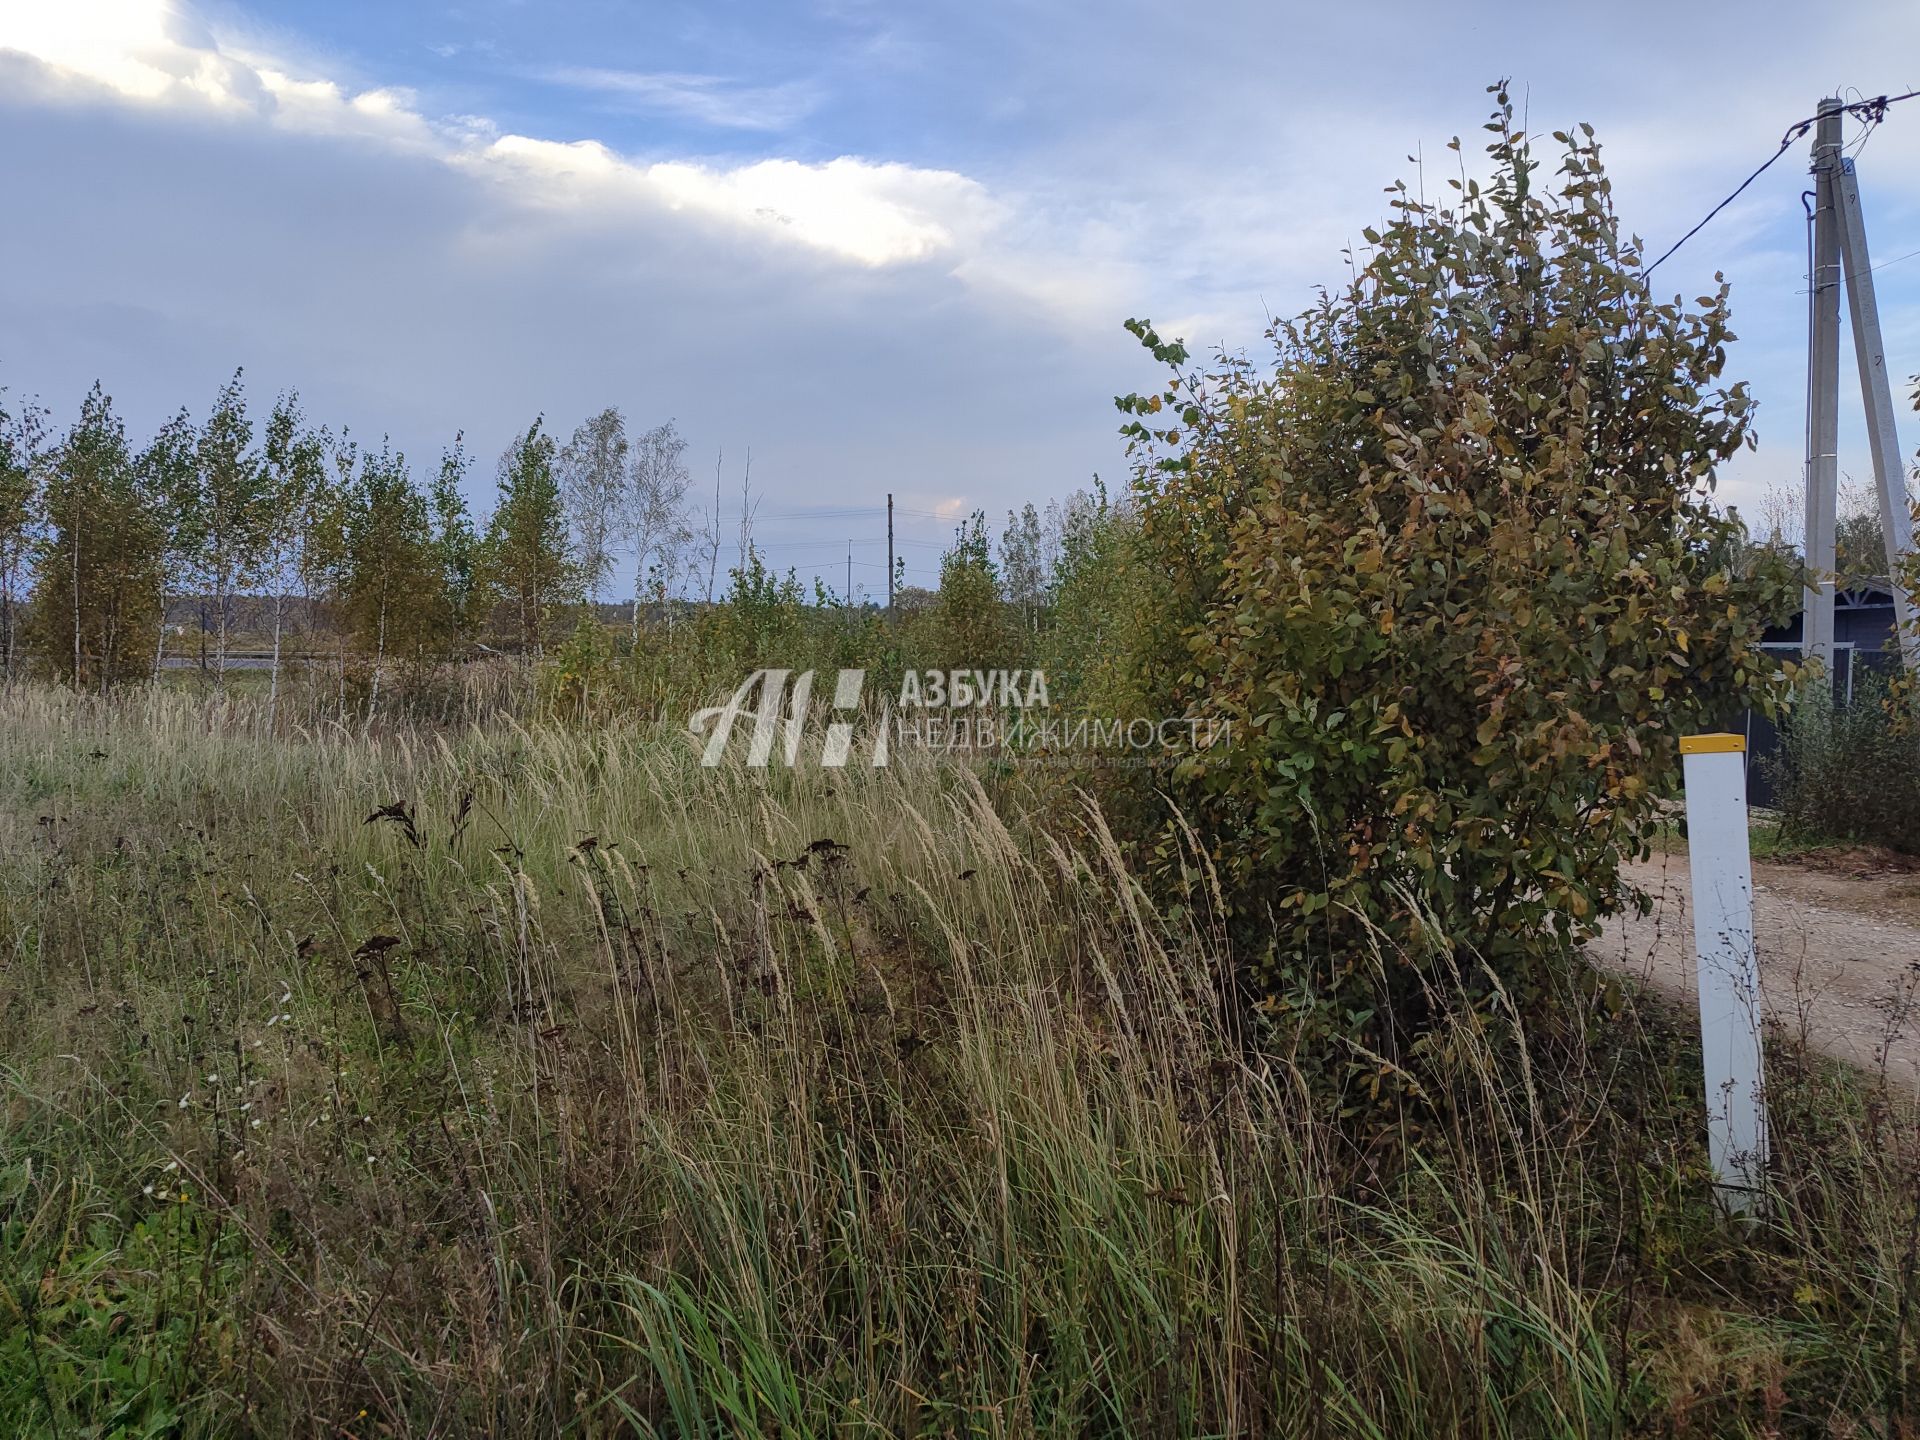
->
xmin=1115 ymin=89 xmax=1798 ymax=1049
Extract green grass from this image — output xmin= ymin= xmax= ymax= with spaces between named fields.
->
xmin=1746 ymin=817 xmax=1861 ymax=865
xmin=1648 ymin=812 xmax=1849 ymax=865
xmin=0 ymin=683 xmax=1917 ymax=1436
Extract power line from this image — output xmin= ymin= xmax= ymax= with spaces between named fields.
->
xmin=1865 ymin=244 xmax=1920 ymax=277
xmin=1644 ymin=90 xmax=1920 ymax=280
xmin=754 ymin=515 xmax=888 ymax=526
xmin=1642 ymin=140 xmax=1801 ymax=279
xmin=727 ymin=540 xmax=882 ymax=557
xmin=1793 ymin=243 xmax=1920 ymax=294
xmin=753 ymin=505 xmax=960 ymax=523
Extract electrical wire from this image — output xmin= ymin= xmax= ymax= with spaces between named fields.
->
xmin=1792 ymin=242 xmax=1920 ymax=294
xmin=1863 ymin=244 xmax=1920 ymax=277
xmin=1644 ymin=137 xmax=1803 ymax=279
xmin=1644 ymin=89 xmax=1920 ymax=279
xmin=752 ymin=505 xmax=964 ymax=523
xmin=754 ymin=509 xmax=887 ymax=522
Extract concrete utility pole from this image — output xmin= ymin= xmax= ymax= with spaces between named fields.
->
xmin=1833 ymin=141 xmax=1919 ymax=665
xmin=1803 ymin=100 xmax=1843 ymax=666
xmin=1804 ymin=96 xmax=1917 ymax=669
xmin=886 ymin=493 xmax=895 ymax=612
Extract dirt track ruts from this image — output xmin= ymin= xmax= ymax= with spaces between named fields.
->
xmin=1593 ymin=853 xmax=1920 ymax=1090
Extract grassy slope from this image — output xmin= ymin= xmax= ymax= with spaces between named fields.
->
xmin=0 ymin=685 xmax=1916 ymax=1437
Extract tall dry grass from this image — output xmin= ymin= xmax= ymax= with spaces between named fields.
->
xmin=0 ymin=683 xmax=1916 ymax=1437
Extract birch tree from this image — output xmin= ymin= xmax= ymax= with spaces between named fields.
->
xmin=481 ymin=419 xmax=576 ymax=656
xmin=0 ymin=391 xmax=45 ymax=682
xmin=431 ymin=432 xmax=479 ymax=643
xmin=558 ymin=407 xmax=627 ymax=604
xmin=261 ymin=392 xmax=327 ymax=723
xmin=696 ymin=450 xmax=724 ymax=605
xmin=999 ymin=502 xmax=1046 ymax=633
xmin=31 ymin=383 xmax=163 ymax=689
xmin=625 ymin=419 xmax=691 ymax=637
xmin=310 ymin=428 xmax=359 ymax=702
xmin=138 ymin=408 xmax=199 ymax=681
xmin=194 ymin=369 xmax=270 ymax=686
xmin=342 ymin=441 xmax=442 ymax=717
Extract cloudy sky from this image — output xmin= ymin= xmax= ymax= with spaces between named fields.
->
xmin=2 ymin=0 xmax=1918 ymax=596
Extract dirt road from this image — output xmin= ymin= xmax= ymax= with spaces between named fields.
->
xmin=1594 ymin=853 xmax=1920 ymax=1090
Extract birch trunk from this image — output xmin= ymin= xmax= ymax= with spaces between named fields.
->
xmin=267 ymin=588 xmax=285 ymax=728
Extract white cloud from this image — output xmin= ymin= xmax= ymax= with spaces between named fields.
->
xmin=0 ymin=0 xmax=256 ymax=107
xmin=0 ymin=0 xmax=1049 ymax=277
xmin=649 ymin=157 xmax=996 ymax=267
xmin=461 ymin=137 xmax=997 ymax=268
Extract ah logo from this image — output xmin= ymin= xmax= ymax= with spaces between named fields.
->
xmin=689 ymin=669 xmax=888 ymax=768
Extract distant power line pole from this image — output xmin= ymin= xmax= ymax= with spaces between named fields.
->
xmin=846 ymin=543 xmax=853 ymax=608
xmin=886 ymin=493 xmax=895 ymax=612
xmin=1803 ymin=95 xmax=1917 ymax=669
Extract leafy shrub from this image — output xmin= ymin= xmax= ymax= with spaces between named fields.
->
xmin=1038 ymin=483 xmax=1170 ymax=722
xmin=1114 ymin=88 xmax=1798 ymax=1053
xmin=706 ymin=544 xmax=809 ymax=667
xmin=1770 ymin=668 xmax=1920 ymax=852
xmin=544 ymin=609 xmax=616 ymax=720
xmin=925 ymin=510 xmax=1017 ymax=672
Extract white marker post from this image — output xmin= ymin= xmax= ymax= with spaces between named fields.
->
xmin=1679 ymin=732 xmax=1768 ymax=1216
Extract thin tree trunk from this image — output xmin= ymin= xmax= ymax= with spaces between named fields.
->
xmin=368 ymin=592 xmax=387 ymax=728
xmin=153 ymin=583 xmax=169 ymax=683
xmin=629 ymin=527 xmax=652 ymax=645
xmin=215 ymin=572 xmax=230 ymax=692
xmin=267 ymin=588 xmax=285 ymax=728
xmin=71 ymin=521 xmax=82 ymax=687
xmin=335 ymin=579 xmax=347 ymax=716
xmin=101 ymin=604 xmax=118 ymax=696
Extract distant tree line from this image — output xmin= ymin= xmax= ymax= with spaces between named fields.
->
xmin=0 ymin=372 xmax=703 ymax=700
xmin=0 ymin=369 xmax=1116 ymax=714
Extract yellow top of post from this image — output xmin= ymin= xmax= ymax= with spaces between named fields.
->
xmin=1679 ymin=733 xmax=1746 ymax=755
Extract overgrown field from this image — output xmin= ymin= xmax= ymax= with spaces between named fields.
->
xmin=0 ymin=684 xmax=1912 ymax=1437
